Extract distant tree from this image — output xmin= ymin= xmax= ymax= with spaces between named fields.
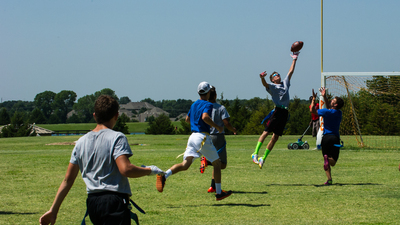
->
xmin=1 ymin=111 xmax=35 ymax=138
xmin=176 ymin=118 xmax=191 ymax=135
xmin=29 ymin=108 xmax=47 ymax=124
xmin=34 ymin=91 xmax=56 ymax=119
xmin=73 ymin=94 xmax=96 ymax=123
xmin=285 ymin=97 xmax=310 ymax=135
xmin=94 ymin=88 xmax=119 ymax=101
xmin=146 ymin=115 xmax=155 ymax=123
xmin=145 ymin=114 xmax=175 ymax=134
xmin=119 ymin=96 xmax=131 ymax=104
xmin=141 ymin=98 xmax=156 ymax=106
xmin=66 ymin=114 xmax=81 ymax=124
xmin=139 ymin=107 xmax=147 ymax=114
xmin=52 ymin=90 xmax=77 ymax=123
xmin=0 ymin=108 xmax=10 ymax=125
xmin=119 ymin=113 xmax=131 ymax=123
xmin=113 ymin=115 xmax=129 ymax=134
xmin=242 ymin=106 xmax=271 ymax=135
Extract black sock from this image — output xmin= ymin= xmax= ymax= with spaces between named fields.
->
xmin=211 ymin=179 xmax=215 ymax=188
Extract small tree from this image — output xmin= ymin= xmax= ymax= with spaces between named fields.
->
xmin=29 ymin=108 xmax=47 ymax=124
xmin=0 ymin=107 xmax=10 ymax=125
xmin=176 ymin=118 xmax=191 ymax=135
xmin=145 ymin=114 xmax=175 ymax=134
xmin=1 ymin=111 xmax=35 ymax=138
xmin=113 ymin=114 xmax=130 ymax=134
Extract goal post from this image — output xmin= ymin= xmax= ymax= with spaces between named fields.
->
xmin=321 ymin=72 xmax=400 ymax=149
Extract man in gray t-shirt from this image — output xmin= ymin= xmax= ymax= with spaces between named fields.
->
xmin=40 ymin=95 xmax=163 ymax=225
xmin=251 ymin=51 xmax=300 ymax=169
xmin=200 ymin=86 xmax=236 ymax=193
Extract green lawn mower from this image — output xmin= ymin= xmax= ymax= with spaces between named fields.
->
xmin=288 ymin=124 xmax=310 ymax=150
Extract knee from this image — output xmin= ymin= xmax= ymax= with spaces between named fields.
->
xmin=220 ymin=163 xmax=227 ymax=170
xmin=211 ymin=159 xmax=221 ymax=169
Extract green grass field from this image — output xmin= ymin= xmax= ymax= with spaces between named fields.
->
xmin=0 ymin=134 xmax=399 ymax=224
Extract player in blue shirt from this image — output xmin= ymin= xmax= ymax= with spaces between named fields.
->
xmin=156 ymin=82 xmax=232 ymax=201
xmin=310 ymin=87 xmax=344 ymax=185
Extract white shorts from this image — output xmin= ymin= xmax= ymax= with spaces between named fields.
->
xmin=183 ymin=132 xmax=219 ymax=163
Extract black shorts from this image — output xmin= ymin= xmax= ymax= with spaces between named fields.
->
xmin=264 ymin=107 xmax=289 ymax=136
xmin=87 ymin=191 xmax=131 ymax=225
xmin=210 ymin=134 xmax=227 ymax=164
xmin=321 ymin=134 xmax=340 ymax=162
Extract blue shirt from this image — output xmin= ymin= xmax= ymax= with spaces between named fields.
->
xmin=318 ymin=108 xmax=342 ymax=137
xmin=266 ymin=75 xmax=290 ymax=108
xmin=187 ymin=99 xmax=213 ymax=133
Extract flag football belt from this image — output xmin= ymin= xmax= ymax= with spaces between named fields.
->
xmin=81 ymin=195 xmax=145 ymax=225
xmin=275 ymin=105 xmax=288 ymax=110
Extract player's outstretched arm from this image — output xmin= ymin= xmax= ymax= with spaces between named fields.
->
xmin=260 ymin=71 xmax=269 ymax=88
xmin=287 ymin=52 xmax=299 ymax=81
xmin=39 ymin=163 xmax=79 ymax=225
xmin=116 ymin=155 xmax=163 ymax=178
xmin=310 ymin=89 xmax=318 ymax=115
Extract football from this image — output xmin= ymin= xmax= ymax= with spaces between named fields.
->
xmin=291 ymin=41 xmax=304 ymax=52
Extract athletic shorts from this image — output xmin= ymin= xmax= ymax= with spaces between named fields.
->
xmin=184 ymin=132 xmax=219 ymax=163
xmin=321 ymin=134 xmax=340 ymax=162
xmin=264 ymin=107 xmax=289 ymax=136
xmin=87 ymin=191 xmax=131 ymax=225
xmin=210 ymin=134 xmax=227 ymax=164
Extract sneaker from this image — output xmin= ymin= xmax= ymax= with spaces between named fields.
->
xmin=216 ymin=190 xmax=232 ymax=201
xmin=258 ymin=157 xmax=264 ymax=169
xmin=156 ymin=174 xmax=166 ymax=192
xmin=200 ymin=156 xmax=207 ymax=173
xmin=207 ymin=187 xmax=216 ymax=193
xmin=251 ymin=154 xmax=259 ymax=164
xmin=324 ymin=179 xmax=332 ymax=185
xmin=323 ymin=155 xmax=330 ymax=171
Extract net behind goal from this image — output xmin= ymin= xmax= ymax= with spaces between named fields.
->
xmin=323 ymin=72 xmax=400 ymax=150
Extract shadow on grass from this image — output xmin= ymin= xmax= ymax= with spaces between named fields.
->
xmin=266 ymin=183 xmax=381 ymax=187
xmin=0 ymin=211 xmax=36 ymax=215
xmin=167 ymin=203 xmax=270 ymax=208
xmin=212 ymin=203 xmax=270 ymax=207
xmin=232 ymin=190 xmax=268 ymax=194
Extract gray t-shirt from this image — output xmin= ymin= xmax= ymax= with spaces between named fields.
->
xmin=210 ymin=102 xmax=230 ymax=135
xmin=266 ymin=75 xmax=291 ymax=108
xmin=70 ymin=128 xmax=133 ymax=195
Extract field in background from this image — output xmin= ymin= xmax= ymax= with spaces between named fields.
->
xmin=37 ymin=121 xmax=182 ymax=134
xmin=0 ymin=135 xmax=399 ymax=224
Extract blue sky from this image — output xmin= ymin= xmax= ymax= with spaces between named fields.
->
xmin=1 ymin=0 xmax=399 ymax=102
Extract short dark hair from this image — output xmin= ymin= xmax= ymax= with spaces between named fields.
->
xmin=209 ymin=86 xmax=216 ymax=100
xmin=94 ymin=95 xmax=119 ymax=124
xmin=270 ymin=71 xmax=278 ymax=82
xmin=335 ymin=97 xmax=344 ymax=110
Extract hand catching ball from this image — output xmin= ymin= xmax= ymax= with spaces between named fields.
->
xmin=291 ymin=41 xmax=304 ymax=52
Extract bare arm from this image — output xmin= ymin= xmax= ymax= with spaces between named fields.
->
xmin=260 ymin=71 xmax=269 ymax=89
xmin=115 ymin=155 xmax=152 ymax=178
xmin=39 ymin=163 xmax=80 ymax=225
xmin=222 ymin=118 xmax=237 ymax=134
xmin=202 ymin=113 xmax=223 ymax=133
xmin=287 ymin=57 xmax=298 ymax=81
xmin=320 ymin=87 xmax=330 ymax=109
xmin=185 ymin=115 xmax=190 ymax=124
xmin=310 ymin=89 xmax=318 ymax=115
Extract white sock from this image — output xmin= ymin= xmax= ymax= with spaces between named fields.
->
xmin=215 ymin=183 xmax=222 ymax=194
xmin=165 ymin=169 xmax=172 ymax=179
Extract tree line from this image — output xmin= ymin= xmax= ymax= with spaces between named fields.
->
xmin=2 ymin=75 xmax=400 ymax=137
